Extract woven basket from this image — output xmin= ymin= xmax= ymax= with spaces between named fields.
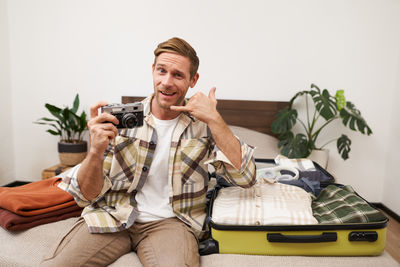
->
xmin=58 ymin=141 xmax=88 ymax=166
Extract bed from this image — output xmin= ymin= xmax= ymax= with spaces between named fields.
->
xmin=0 ymin=97 xmax=398 ymax=267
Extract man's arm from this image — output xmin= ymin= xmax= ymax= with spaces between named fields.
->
xmin=170 ymin=87 xmax=241 ymax=169
xmin=77 ymin=101 xmax=119 ymax=201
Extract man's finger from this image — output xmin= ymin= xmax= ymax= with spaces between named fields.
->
xmin=98 ymin=113 xmax=119 ymax=125
xmin=208 ymin=87 xmax=217 ymax=101
xmin=170 ymin=105 xmax=189 ymax=112
xmin=90 ymin=101 xmax=108 ymax=118
xmin=88 ymin=113 xmax=119 ymax=128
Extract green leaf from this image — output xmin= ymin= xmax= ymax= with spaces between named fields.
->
xmin=34 ymin=121 xmax=60 ymax=130
xmin=35 ymin=117 xmax=58 ymax=122
xmin=337 ymin=134 xmax=351 ymax=160
xmin=45 ymin=104 xmax=64 ymax=122
xmin=79 ymin=111 xmax=88 ymax=132
xmin=279 ymin=133 xmax=310 ymax=158
xmin=289 ymin=90 xmax=311 ymax=107
xmin=277 ymin=131 xmax=294 ymax=147
xmin=340 ymin=102 xmax=372 ymax=135
xmin=71 ymin=94 xmax=79 ymax=113
xmin=271 ymin=107 xmax=297 ymax=134
xmin=62 ymin=107 xmax=70 ymax=120
xmin=335 ymin=90 xmax=346 ymax=110
xmin=46 ymin=129 xmax=61 ymax=136
xmin=310 ymin=85 xmax=337 ymax=121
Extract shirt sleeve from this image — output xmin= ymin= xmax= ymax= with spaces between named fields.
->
xmin=205 ymin=135 xmax=256 ymax=188
xmin=57 ymin=146 xmax=114 ymax=207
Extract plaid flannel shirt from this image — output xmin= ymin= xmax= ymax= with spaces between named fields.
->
xmin=59 ymin=95 xmax=256 ymax=236
xmin=312 ymin=185 xmax=387 ymax=224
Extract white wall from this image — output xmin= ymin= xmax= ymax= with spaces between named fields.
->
xmin=3 ymin=0 xmax=400 ymax=212
xmin=382 ymin=52 xmax=400 ymax=215
xmin=0 ymin=0 xmax=15 ymax=185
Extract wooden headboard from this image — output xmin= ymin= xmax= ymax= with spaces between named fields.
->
xmin=122 ymin=96 xmax=289 ymax=136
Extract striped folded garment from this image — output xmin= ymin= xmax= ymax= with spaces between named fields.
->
xmin=274 ymin=154 xmax=316 ymax=171
xmin=312 ymin=185 xmax=387 ymax=224
xmin=212 ymin=181 xmax=318 ymax=226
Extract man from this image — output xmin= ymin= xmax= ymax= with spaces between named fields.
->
xmin=41 ymin=37 xmax=256 ymax=267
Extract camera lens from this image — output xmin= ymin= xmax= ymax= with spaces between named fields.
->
xmin=121 ymin=113 xmax=138 ymax=128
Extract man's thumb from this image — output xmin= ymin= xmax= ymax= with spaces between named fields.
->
xmin=208 ymin=87 xmax=217 ymax=100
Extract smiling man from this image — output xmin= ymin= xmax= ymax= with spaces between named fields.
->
xmin=41 ymin=37 xmax=256 ymax=267
xmin=152 ymin=52 xmax=198 ymax=116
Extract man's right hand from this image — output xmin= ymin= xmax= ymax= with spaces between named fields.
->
xmin=88 ymin=101 xmax=119 ymax=155
xmin=77 ymin=101 xmax=119 ymax=201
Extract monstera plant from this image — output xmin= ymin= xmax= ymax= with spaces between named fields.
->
xmin=271 ymin=84 xmax=372 ymax=160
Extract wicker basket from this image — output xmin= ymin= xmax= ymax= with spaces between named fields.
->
xmin=58 ymin=141 xmax=88 ymax=166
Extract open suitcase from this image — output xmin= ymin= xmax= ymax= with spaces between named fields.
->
xmin=200 ymin=159 xmax=388 ymax=256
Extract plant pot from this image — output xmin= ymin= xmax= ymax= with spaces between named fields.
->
xmin=309 ymin=149 xmax=329 ymax=169
xmin=58 ymin=141 xmax=87 ymax=166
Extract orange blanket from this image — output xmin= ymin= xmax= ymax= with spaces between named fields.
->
xmin=0 ymin=177 xmax=77 ymax=216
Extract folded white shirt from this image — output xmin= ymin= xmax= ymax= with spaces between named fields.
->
xmin=212 ymin=180 xmax=318 ymax=226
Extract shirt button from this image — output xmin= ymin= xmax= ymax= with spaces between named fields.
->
xmin=149 ymin=141 xmax=155 ymax=146
xmin=142 ymin=166 xmax=148 ymax=172
xmin=122 ymin=223 xmax=127 ymax=228
xmin=255 ymin=221 xmax=261 ymax=225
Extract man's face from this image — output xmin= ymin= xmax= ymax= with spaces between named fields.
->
xmin=152 ymin=52 xmax=198 ymax=111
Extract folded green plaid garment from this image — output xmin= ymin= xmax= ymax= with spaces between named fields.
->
xmin=312 ymin=185 xmax=387 ymax=224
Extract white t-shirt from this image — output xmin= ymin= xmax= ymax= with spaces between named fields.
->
xmin=135 ymin=115 xmax=180 ymax=223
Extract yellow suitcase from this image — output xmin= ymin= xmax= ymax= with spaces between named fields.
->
xmin=201 ymin=159 xmax=388 ymax=256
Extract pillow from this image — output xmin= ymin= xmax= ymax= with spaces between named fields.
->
xmin=229 ymin=125 xmax=280 ymax=159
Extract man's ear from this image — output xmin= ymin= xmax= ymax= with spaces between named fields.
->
xmin=190 ymin=73 xmax=199 ymax=88
xmin=152 ymin=63 xmax=155 ymax=73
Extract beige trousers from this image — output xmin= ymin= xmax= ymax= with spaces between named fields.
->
xmin=40 ymin=217 xmax=200 ymax=267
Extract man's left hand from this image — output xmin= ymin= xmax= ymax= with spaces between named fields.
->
xmin=170 ymin=87 xmax=220 ymax=124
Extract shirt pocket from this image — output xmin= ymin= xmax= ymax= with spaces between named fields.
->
xmin=109 ymin=135 xmax=140 ymax=190
xmin=179 ymin=137 xmax=211 ymax=185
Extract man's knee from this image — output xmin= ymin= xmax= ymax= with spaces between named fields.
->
xmin=40 ymin=219 xmax=131 ymax=266
xmin=134 ymin=218 xmax=200 ymax=267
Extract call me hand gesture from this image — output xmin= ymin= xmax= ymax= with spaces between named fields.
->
xmin=171 ymin=87 xmax=242 ymax=170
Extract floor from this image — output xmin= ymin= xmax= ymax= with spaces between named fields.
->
xmin=382 ymin=210 xmax=400 ymax=264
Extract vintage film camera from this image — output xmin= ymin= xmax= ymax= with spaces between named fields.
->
xmin=101 ymin=102 xmax=144 ymax=128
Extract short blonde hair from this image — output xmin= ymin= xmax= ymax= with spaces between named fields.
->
xmin=154 ymin=37 xmax=199 ymax=79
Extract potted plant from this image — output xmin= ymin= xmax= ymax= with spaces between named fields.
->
xmin=35 ymin=94 xmax=88 ymax=166
xmin=271 ymin=84 xmax=372 ymax=166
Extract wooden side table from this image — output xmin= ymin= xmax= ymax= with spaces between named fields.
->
xmin=42 ymin=164 xmax=72 ymax=180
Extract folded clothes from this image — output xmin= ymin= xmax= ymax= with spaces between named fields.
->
xmin=312 ymin=185 xmax=387 ymax=224
xmin=279 ymin=178 xmax=322 ymax=196
xmin=283 ymin=170 xmax=334 ymax=183
xmin=0 ymin=205 xmax=82 ymax=231
xmin=0 ymin=177 xmax=76 ymax=216
xmin=257 ymin=166 xmax=299 ymax=182
xmin=212 ymin=180 xmax=318 ymax=226
xmin=278 ymin=169 xmax=334 ymax=196
xmin=274 ymin=155 xmax=316 ymax=171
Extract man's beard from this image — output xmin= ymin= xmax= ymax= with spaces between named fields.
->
xmin=155 ymin=90 xmax=185 ymax=110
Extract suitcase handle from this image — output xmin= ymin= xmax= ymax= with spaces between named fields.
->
xmin=267 ymin=232 xmax=337 ymax=243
